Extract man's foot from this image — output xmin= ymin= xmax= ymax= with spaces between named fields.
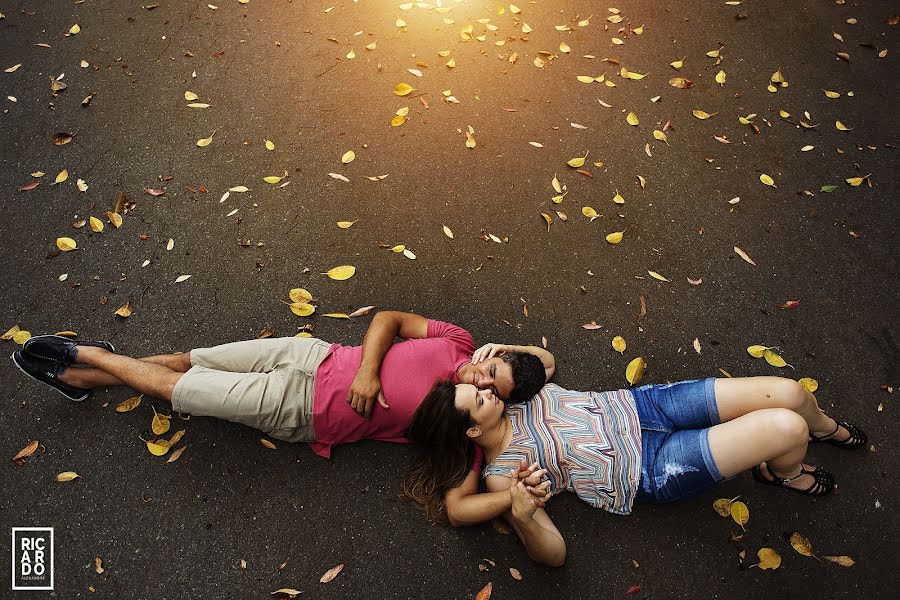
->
xmin=23 ymin=335 xmax=115 ymax=365
xmin=752 ymin=461 xmax=835 ymax=496
xmin=809 ymin=417 xmax=868 ymax=449
xmin=11 ymin=351 xmax=91 ymax=401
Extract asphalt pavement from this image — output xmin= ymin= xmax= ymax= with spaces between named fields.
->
xmin=1 ymin=0 xmax=898 ymax=598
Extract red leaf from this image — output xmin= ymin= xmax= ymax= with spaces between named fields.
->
xmin=625 ymin=584 xmax=641 ymax=595
xmin=575 ymin=169 xmax=593 ymax=178
xmin=19 ymin=182 xmax=41 ymax=191
xmin=687 ymin=277 xmax=703 ymax=285
xmin=780 ymin=300 xmax=800 ymax=309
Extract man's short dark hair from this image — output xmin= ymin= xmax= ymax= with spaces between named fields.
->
xmin=501 ymin=352 xmax=545 ymax=404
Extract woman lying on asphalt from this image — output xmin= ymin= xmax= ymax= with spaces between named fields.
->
xmin=403 ymin=377 xmax=867 ymax=566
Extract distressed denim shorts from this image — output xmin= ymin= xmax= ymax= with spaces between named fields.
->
xmin=632 ymin=378 xmax=727 ymax=503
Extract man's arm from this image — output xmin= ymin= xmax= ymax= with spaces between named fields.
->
xmin=444 ymin=461 xmax=549 ymax=527
xmin=486 ymin=475 xmax=567 ymax=567
xmin=347 ymin=311 xmax=429 ymax=418
xmin=471 ymin=343 xmax=556 ymax=382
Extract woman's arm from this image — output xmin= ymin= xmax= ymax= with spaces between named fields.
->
xmin=471 ymin=343 xmax=556 ymax=382
xmin=444 ymin=462 xmax=549 ymax=527
xmin=486 ymin=475 xmax=567 ymax=567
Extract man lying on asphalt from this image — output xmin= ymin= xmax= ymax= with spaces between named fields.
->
xmin=12 ymin=311 xmax=553 ymax=522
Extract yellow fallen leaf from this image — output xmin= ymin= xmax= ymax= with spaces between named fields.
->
xmin=187 ymin=103 xmax=210 ymax=109
xmin=391 ymin=244 xmax=406 ymax=253
xmin=54 ymin=169 xmax=68 ymax=184
xmin=707 ymin=47 xmax=722 ymax=58
xmin=174 ymin=275 xmax=191 ymax=283
xmin=196 ymin=133 xmax=214 ymax=147
xmin=69 ymin=24 xmax=80 ymax=35
xmin=734 ymin=246 xmax=757 ymax=266
xmin=152 ymin=412 xmax=170 ymax=435
xmin=648 ymin=270 xmax=670 ymax=282
xmin=756 ymin=548 xmax=781 ymax=570
xmin=612 ymin=335 xmax=626 ymax=354
xmin=107 ymin=211 xmax=123 ymax=228
xmin=12 ymin=330 xmax=32 ymax=344
xmin=115 ymin=395 xmax=142 ymax=412
xmin=581 ymin=206 xmax=599 ymax=221
xmin=730 ymin=500 xmax=749 ymax=530
xmin=715 ymin=70 xmax=727 ymax=85
xmin=394 ymin=83 xmax=414 ymax=96
xmin=289 ymin=288 xmax=313 ymax=302
xmin=184 ymin=91 xmax=198 ymax=101
xmin=790 ymin=532 xmax=815 ymax=557
xmin=265 ymin=140 xmax=275 ymax=150
xmin=263 ymin=175 xmax=283 ymax=184
xmin=541 ymin=212 xmax=552 ymax=231
xmin=443 ymin=225 xmax=454 ymax=239
xmin=396 ymin=106 xmax=410 ymax=117
xmin=798 ymin=377 xmax=818 ymax=393
xmin=713 ymin=497 xmax=737 ymax=517
xmin=626 ymin=112 xmax=639 ymax=126
xmin=147 ymin=440 xmax=169 ymax=456
xmin=670 ymin=58 xmax=684 ymax=69
xmin=324 ymin=313 xmax=350 ymax=319
xmin=559 ymin=42 xmax=571 ymax=53
xmin=260 ymin=439 xmax=277 ymax=449
xmin=229 ymin=186 xmax=249 ymax=192
xmin=764 ymin=349 xmax=790 ymax=368
xmin=336 ymin=220 xmax=356 ymax=229
xmin=567 ymin=152 xmax=588 ymax=168
xmin=653 ymin=130 xmax=667 ymax=143
xmin=56 ymin=237 xmax=77 ymax=251
xmin=341 ymin=150 xmax=355 ymax=164
xmin=288 ymin=302 xmax=315 ymax=317
xmin=625 ymin=357 xmax=646 ymax=385
xmin=465 ymin=131 xmax=476 ymax=148
xmin=760 ymin=173 xmax=776 ymax=187
xmin=824 ymin=90 xmax=841 ymax=98
xmin=1 ymin=325 xmax=21 ymax=340
xmin=576 ymin=75 xmax=596 ymax=84
xmin=77 ymin=178 xmax=88 ymax=192
xmin=346 ymin=49 xmax=355 ymax=59
xmin=56 ymin=471 xmax=80 ymax=482
xmin=613 ymin=191 xmax=624 ymax=204
xmin=325 ymin=265 xmax=356 ymax=280
xmin=835 ymin=120 xmax=852 ymax=130
xmin=89 ymin=216 xmax=104 ymax=233
xmin=114 ymin=302 xmax=133 ymax=318
xmin=846 ymin=175 xmax=868 ymax=186
xmin=801 ymin=145 xmax=814 ymax=152
xmin=747 ymin=345 xmax=771 ymax=358
xmin=606 ymin=231 xmax=624 ymax=244
xmin=692 ymin=109 xmax=715 ymax=119
xmin=391 ymin=115 xmax=406 ymax=127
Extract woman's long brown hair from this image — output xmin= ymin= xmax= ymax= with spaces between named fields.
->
xmin=402 ymin=380 xmax=476 ymax=524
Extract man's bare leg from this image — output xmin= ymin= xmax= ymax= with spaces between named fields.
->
xmin=71 ymin=347 xmax=184 ymax=402
xmin=59 ymin=352 xmax=192 ymax=390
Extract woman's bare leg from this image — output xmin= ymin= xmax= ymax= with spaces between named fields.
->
xmin=707 ymin=407 xmax=823 ymax=491
xmin=714 ymin=377 xmax=849 ymax=442
xmin=58 ymin=352 xmax=191 ymax=389
xmin=70 ymin=346 xmax=183 ymax=402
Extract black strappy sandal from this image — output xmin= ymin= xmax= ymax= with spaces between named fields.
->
xmin=809 ymin=419 xmax=868 ymax=449
xmin=751 ymin=463 xmax=835 ymax=496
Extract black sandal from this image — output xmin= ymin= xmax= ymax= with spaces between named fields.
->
xmin=751 ymin=463 xmax=835 ymax=496
xmin=809 ymin=420 xmax=868 ymax=449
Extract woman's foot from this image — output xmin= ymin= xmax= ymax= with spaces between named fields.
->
xmin=810 ymin=417 xmax=868 ymax=449
xmin=754 ymin=461 xmax=835 ymax=495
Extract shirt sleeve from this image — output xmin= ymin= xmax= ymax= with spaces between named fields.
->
xmin=426 ymin=319 xmax=475 ymax=352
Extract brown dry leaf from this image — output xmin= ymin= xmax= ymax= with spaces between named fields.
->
xmin=713 ymin=497 xmax=738 ymax=517
xmin=260 ymin=439 xmax=277 ymax=449
xmin=13 ymin=440 xmax=39 ymax=463
xmin=271 ymin=589 xmax=302 ymax=598
xmin=509 ymin=568 xmax=523 ymax=580
xmin=823 ymin=555 xmax=855 ymax=567
xmin=166 ymin=445 xmax=187 ymax=463
xmin=734 ymin=246 xmax=757 ymax=266
xmin=669 ymin=77 xmax=694 ymax=89
xmin=52 ymin=132 xmax=73 ymax=145
xmin=115 ymin=395 xmax=142 ymax=412
xmin=790 ymin=532 xmax=815 ymax=557
xmin=95 ymin=557 xmax=103 ymax=574
xmin=320 ymin=563 xmax=344 ymax=583
xmin=348 ymin=305 xmax=375 ymax=318
xmin=476 ymin=582 xmax=493 ymax=600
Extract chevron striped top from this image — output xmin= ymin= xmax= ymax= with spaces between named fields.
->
xmin=482 ymin=384 xmax=643 ymax=515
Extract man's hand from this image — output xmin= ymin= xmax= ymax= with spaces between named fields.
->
xmin=347 ymin=368 xmax=389 ymax=418
xmin=510 ymin=479 xmax=552 ymax=521
xmin=511 ymin=459 xmax=551 ymax=508
xmin=471 ymin=343 xmax=518 ymax=364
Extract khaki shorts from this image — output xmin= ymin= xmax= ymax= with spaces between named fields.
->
xmin=171 ymin=337 xmax=331 ymax=442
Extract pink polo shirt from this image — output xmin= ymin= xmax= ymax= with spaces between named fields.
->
xmin=309 ymin=320 xmax=475 ymax=458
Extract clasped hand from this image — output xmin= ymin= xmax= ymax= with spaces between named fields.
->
xmin=510 ymin=459 xmax=553 ymax=521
